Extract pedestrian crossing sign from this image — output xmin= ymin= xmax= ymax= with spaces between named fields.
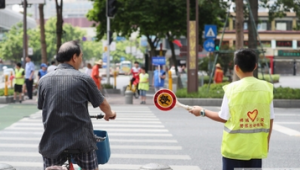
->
xmin=204 ymin=25 xmax=217 ymax=39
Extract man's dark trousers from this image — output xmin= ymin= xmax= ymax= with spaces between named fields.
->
xmin=25 ymin=79 xmax=33 ymax=99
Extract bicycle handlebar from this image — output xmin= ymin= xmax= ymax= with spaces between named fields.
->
xmin=90 ymin=114 xmax=104 ymax=119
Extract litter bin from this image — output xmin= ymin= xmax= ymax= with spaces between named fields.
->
xmin=0 ymin=163 xmax=16 ymax=170
xmin=139 ymin=163 xmax=172 ymax=170
xmin=125 ymin=90 xmax=133 ymax=104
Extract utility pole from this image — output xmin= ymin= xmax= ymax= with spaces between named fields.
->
xmin=22 ymin=0 xmax=28 ymax=68
xmin=107 ymin=16 xmax=111 ymax=85
xmin=233 ymin=0 xmax=244 ymax=81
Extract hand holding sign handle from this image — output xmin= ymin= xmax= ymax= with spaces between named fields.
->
xmin=153 ymin=89 xmax=192 ymax=111
xmin=176 ymin=102 xmax=192 ymax=111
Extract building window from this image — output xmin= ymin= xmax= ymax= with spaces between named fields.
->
xmin=298 ymin=41 xmax=300 ymax=47
xmin=276 ymin=41 xmax=292 ymax=47
xmin=257 ymin=21 xmax=271 ymax=31
xmin=275 ymin=21 xmax=293 ymax=30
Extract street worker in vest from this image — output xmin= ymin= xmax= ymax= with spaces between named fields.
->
xmin=138 ymin=67 xmax=149 ymax=104
xmin=14 ymin=63 xmax=25 ymax=103
xmin=188 ymin=49 xmax=274 ymax=170
xmin=214 ymin=63 xmax=224 ymax=84
xmin=38 ymin=63 xmax=48 ymax=82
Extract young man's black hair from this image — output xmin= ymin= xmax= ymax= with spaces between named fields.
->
xmin=56 ymin=40 xmax=81 ymax=63
xmin=234 ymin=49 xmax=257 ymax=73
xmin=16 ymin=63 xmax=22 ymax=67
xmin=134 ymin=61 xmax=139 ymax=64
xmin=51 ymin=60 xmax=56 ymax=65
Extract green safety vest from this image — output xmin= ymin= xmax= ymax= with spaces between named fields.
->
xmin=221 ymin=77 xmax=273 ymax=160
xmin=15 ymin=68 xmax=25 ymax=85
xmin=138 ymin=73 xmax=149 ymax=91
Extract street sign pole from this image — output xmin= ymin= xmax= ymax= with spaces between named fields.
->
xmin=106 ymin=14 xmax=110 ymax=85
xmin=22 ymin=0 xmax=28 ymax=68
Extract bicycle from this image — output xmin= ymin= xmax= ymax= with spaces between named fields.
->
xmin=127 ymin=78 xmax=139 ymax=99
xmin=45 ymin=114 xmax=106 ymax=170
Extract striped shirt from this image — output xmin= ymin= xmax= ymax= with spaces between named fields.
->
xmin=37 ymin=63 xmax=104 ymax=158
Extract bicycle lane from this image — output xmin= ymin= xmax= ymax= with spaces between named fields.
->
xmin=0 ymin=104 xmax=39 ymax=130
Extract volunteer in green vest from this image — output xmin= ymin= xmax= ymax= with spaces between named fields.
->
xmin=138 ymin=67 xmax=149 ymax=104
xmin=14 ymin=63 xmax=25 ymax=103
xmin=188 ymin=49 xmax=274 ymax=170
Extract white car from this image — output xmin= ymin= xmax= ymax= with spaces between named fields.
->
xmin=2 ymin=68 xmax=15 ymax=82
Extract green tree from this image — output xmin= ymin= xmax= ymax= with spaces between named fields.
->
xmin=0 ymin=23 xmax=23 ymax=62
xmin=87 ymin=0 xmax=228 ymax=74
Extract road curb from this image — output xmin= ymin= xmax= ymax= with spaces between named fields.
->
xmin=178 ymin=98 xmax=300 ymax=108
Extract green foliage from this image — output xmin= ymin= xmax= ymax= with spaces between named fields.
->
xmin=274 ymin=87 xmax=300 ymax=99
xmin=102 ymin=83 xmax=114 ymax=89
xmin=258 ymin=74 xmax=280 ymax=83
xmin=0 ymin=88 xmax=14 ymax=96
xmin=87 ymin=0 xmax=228 ymax=45
xmin=176 ymin=81 xmax=300 ymax=99
xmin=0 ymin=18 xmax=86 ymax=63
xmin=260 ymin=0 xmax=300 ymax=21
xmin=0 ymin=23 xmax=23 ymax=62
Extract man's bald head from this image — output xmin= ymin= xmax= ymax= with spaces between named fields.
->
xmin=56 ymin=40 xmax=81 ymax=63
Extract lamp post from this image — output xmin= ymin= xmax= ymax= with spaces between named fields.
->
xmin=22 ymin=0 xmax=28 ymax=68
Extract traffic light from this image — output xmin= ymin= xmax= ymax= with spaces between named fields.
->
xmin=107 ymin=0 xmax=117 ymax=18
xmin=0 ymin=0 xmax=5 ymax=9
xmin=108 ymin=31 xmax=113 ymax=45
xmin=214 ymin=39 xmax=220 ymax=51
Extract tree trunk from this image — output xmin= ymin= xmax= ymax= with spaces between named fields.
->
xmin=233 ymin=0 xmax=244 ymax=81
xmin=55 ymin=0 xmax=63 ymax=53
xmin=39 ymin=4 xmax=47 ymax=64
xmin=248 ymin=0 xmax=258 ymax=78
xmin=146 ymin=35 xmax=158 ymax=71
xmin=166 ymin=33 xmax=178 ymax=74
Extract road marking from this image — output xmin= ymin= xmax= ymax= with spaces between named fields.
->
xmin=19 ymin=117 xmax=160 ymax=121
xmin=0 ymin=152 xmax=189 ymax=160
xmin=10 ymin=123 xmax=165 ymax=128
xmin=0 ymin=104 xmax=7 ymax=108
xmin=2 ymin=162 xmax=200 ymax=170
xmin=275 ymin=122 xmax=300 ymax=125
xmin=275 ymin=114 xmax=300 ymax=116
xmin=273 ymin=123 xmax=300 ymax=136
xmin=4 ymin=127 xmax=169 ymax=132
xmin=0 ymin=132 xmax=173 ymax=137
xmin=17 ymin=119 xmax=162 ymax=124
xmin=0 ymin=137 xmax=178 ymax=143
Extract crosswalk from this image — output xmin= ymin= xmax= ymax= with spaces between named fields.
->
xmin=0 ymin=106 xmax=201 ymax=170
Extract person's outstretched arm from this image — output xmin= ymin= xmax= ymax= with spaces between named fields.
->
xmin=189 ymin=106 xmax=227 ymax=123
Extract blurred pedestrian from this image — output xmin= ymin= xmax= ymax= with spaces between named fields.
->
xmin=25 ymin=56 xmax=35 ymax=100
xmin=14 ymin=63 xmax=25 ymax=103
xmin=214 ymin=63 xmax=224 ymax=84
xmin=85 ymin=63 xmax=92 ymax=76
xmin=153 ymin=66 xmax=166 ymax=92
xmin=38 ymin=63 xmax=48 ymax=82
xmin=91 ymin=60 xmax=103 ymax=90
xmin=138 ymin=67 xmax=149 ymax=104
xmin=47 ymin=60 xmax=57 ymax=73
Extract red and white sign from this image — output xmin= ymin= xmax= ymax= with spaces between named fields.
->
xmin=153 ymin=89 xmax=177 ymax=111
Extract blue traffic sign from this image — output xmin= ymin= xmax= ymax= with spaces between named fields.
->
xmin=204 ymin=25 xmax=217 ymax=39
xmin=152 ymin=56 xmax=166 ymax=65
xmin=204 ymin=39 xmax=215 ymax=52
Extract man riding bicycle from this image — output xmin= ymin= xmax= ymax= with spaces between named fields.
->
xmin=38 ymin=40 xmax=116 ymax=170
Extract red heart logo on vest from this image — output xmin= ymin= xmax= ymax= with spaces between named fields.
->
xmin=247 ymin=109 xmax=258 ymax=122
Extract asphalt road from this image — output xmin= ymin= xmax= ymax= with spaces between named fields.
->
xmin=0 ymin=104 xmax=299 ymax=170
